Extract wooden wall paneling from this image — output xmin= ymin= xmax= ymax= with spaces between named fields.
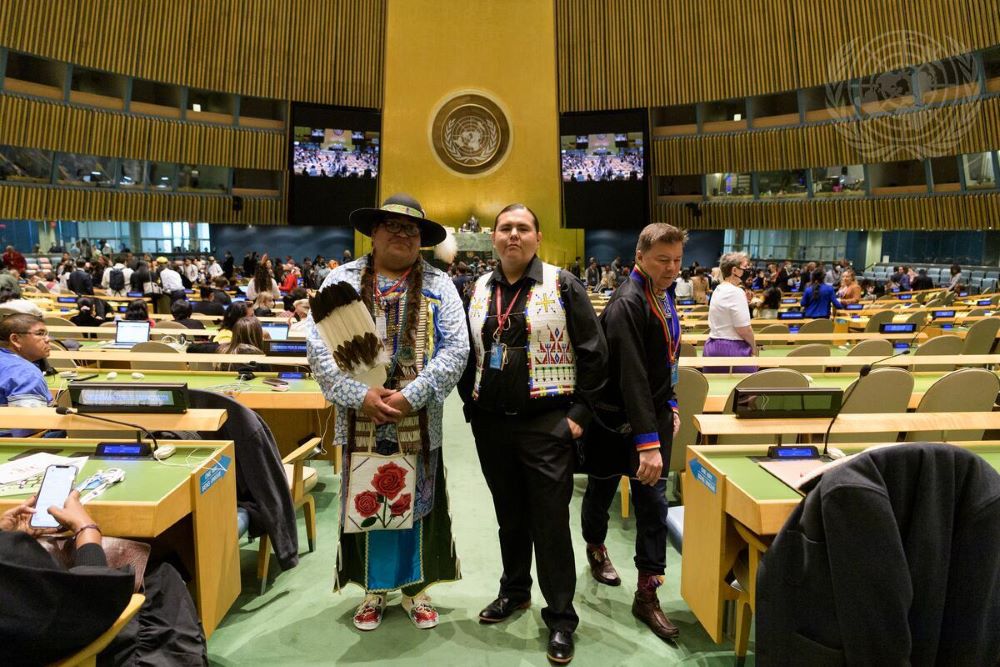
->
xmin=133 ymin=1 xmax=192 ymax=87
xmin=73 ymin=0 xmax=142 ymax=74
xmin=187 ymin=0 xmax=236 ymax=93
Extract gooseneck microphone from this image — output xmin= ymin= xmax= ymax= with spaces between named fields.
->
xmin=55 ymin=406 xmax=159 ymax=452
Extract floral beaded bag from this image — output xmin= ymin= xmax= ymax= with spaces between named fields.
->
xmin=343 ymin=413 xmax=419 ymax=533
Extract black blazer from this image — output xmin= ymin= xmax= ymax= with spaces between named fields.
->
xmin=756 ymin=443 xmax=1000 ymax=666
xmin=0 ymin=532 xmax=133 ymax=666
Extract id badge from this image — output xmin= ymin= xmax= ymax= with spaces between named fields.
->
xmin=671 ymin=362 xmax=679 ymax=387
xmin=375 ymin=314 xmax=387 ymax=342
xmin=489 ymin=344 xmax=504 ymax=370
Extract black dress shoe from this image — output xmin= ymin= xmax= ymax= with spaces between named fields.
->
xmin=478 ymin=596 xmax=530 ymax=624
xmin=547 ymin=629 xmax=574 ymax=664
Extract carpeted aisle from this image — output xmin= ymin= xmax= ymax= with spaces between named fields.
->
xmin=206 ymin=394 xmax=753 ymax=665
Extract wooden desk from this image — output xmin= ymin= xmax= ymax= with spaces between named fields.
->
xmin=0 ymin=439 xmax=240 ymax=637
xmin=50 ymin=350 xmax=309 ymax=367
xmin=694 ymin=411 xmax=1000 ymax=437
xmin=679 ymin=353 xmax=1000 ymax=369
xmin=682 ymin=442 xmax=1000 ymax=647
xmin=682 ymin=332 xmax=926 ymax=344
xmin=44 ymin=370 xmax=335 ymax=465
xmin=0 ymin=407 xmax=228 ymax=431
xmin=696 ymin=371 xmax=957 ymax=412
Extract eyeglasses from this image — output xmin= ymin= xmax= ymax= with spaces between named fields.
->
xmin=16 ymin=330 xmax=50 ymax=339
xmin=379 ymin=221 xmax=421 ymax=237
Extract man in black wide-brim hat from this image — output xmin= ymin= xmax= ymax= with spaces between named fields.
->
xmin=306 ymin=193 xmax=469 ymax=632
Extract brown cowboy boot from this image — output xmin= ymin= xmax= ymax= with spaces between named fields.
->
xmin=632 ymin=573 xmax=679 ymax=641
xmin=585 ymin=543 xmax=621 ymax=586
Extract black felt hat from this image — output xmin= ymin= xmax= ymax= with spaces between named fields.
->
xmin=349 ymin=193 xmax=447 ymax=247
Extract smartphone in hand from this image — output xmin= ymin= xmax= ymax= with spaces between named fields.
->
xmin=29 ymin=464 xmax=78 ymax=529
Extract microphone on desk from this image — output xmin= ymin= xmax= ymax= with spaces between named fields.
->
xmin=820 ymin=317 xmax=931 ymax=457
xmin=55 ymin=406 xmax=159 ymax=453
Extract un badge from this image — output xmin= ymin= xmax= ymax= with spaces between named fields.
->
xmin=431 ymin=94 xmax=510 ymax=175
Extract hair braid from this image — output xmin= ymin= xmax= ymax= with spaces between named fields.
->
xmin=403 ymin=258 xmax=424 ymax=352
xmin=360 ymin=253 xmax=376 ymax=311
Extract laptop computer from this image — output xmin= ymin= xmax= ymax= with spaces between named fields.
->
xmin=262 ymin=322 xmax=290 ymax=341
xmin=102 ymin=320 xmax=151 ymax=349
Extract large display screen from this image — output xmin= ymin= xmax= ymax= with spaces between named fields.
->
xmin=560 ymin=109 xmax=649 ymax=229
xmin=289 ymin=103 xmax=380 ymax=226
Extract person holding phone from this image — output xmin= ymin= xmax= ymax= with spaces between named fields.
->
xmin=0 ymin=490 xmax=208 ymax=666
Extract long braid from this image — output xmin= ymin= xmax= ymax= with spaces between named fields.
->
xmin=360 ymin=253 xmax=376 ymax=311
xmin=402 ymin=259 xmax=424 ymax=353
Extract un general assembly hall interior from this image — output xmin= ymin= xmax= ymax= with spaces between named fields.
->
xmin=2 ymin=1 xmax=1000 ymax=666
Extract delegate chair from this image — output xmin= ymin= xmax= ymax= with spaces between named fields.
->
xmin=905 ymin=368 xmax=1000 ymax=442
xmin=758 ymin=323 xmax=790 ymax=334
xmin=904 ymin=311 xmax=929 ymax=326
xmin=44 ymin=316 xmax=76 ymax=327
xmin=828 ymin=367 xmax=913 ymax=443
xmin=48 ymin=339 xmax=77 ymax=370
xmin=961 ymin=317 xmax=1000 ymax=356
xmin=662 ymin=367 xmax=710 ymax=552
xmin=846 ymin=338 xmax=892 ymax=357
xmin=718 ymin=368 xmax=809 ymax=444
xmin=153 ymin=320 xmax=187 ymax=330
xmin=253 ymin=437 xmax=319 ymax=594
xmin=863 ymin=309 xmax=896 ymax=333
xmin=620 ymin=366 xmax=709 ymax=520
xmin=786 ymin=343 xmax=831 ymax=373
xmin=795 ymin=319 xmax=834 ymax=345
xmin=50 ymin=594 xmax=145 ymax=667
xmin=911 ymin=335 xmax=963 ymax=372
xmin=679 ymin=341 xmax=697 ymax=358
xmin=129 ymin=341 xmax=186 ymax=371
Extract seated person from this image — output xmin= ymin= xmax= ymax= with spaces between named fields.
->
xmin=216 ymin=317 xmax=269 ymax=372
xmin=282 ymin=287 xmax=308 ymax=315
xmin=212 ymin=301 xmax=250 ymax=344
xmin=122 ymin=299 xmax=155 ymax=327
xmin=170 ymin=300 xmax=206 ymax=329
xmin=69 ymin=297 xmax=105 ymax=328
xmin=0 ymin=314 xmax=52 ymax=408
xmin=0 ymin=492 xmax=208 ymax=666
xmin=251 ymin=293 xmax=275 ymax=318
xmin=0 ymin=287 xmax=44 ymax=319
xmin=288 ymin=298 xmax=310 ymax=336
xmin=191 ymin=289 xmax=228 ymax=317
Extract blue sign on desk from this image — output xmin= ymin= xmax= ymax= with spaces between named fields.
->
xmin=200 ymin=454 xmax=231 ymax=494
xmin=689 ymin=458 xmax=717 ymax=494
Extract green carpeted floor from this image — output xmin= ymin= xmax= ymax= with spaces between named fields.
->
xmin=207 ymin=394 xmax=754 ymax=666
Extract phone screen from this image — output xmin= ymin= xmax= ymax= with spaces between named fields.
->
xmin=30 ymin=465 xmax=78 ymax=528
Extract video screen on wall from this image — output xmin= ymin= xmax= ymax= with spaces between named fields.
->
xmin=560 ymin=109 xmax=649 ymax=229
xmin=289 ymin=103 xmax=380 ymax=226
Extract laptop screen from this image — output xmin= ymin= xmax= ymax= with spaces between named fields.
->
xmin=262 ymin=322 xmax=290 ymax=341
xmin=116 ymin=320 xmax=150 ymax=344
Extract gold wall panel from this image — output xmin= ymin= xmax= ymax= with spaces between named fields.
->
xmin=0 ymin=0 xmax=384 ymax=106
xmin=558 ymin=0 xmax=1000 ymax=110
xmin=656 ymin=192 xmax=1000 ymax=231
xmin=653 ymin=96 xmax=1000 ymax=175
xmin=381 ymin=0 xmax=582 ymax=265
xmin=0 ymin=94 xmax=285 ymax=169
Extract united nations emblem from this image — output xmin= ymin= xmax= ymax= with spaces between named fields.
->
xmin=431 ymin=94 xmax=510 ymax=175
